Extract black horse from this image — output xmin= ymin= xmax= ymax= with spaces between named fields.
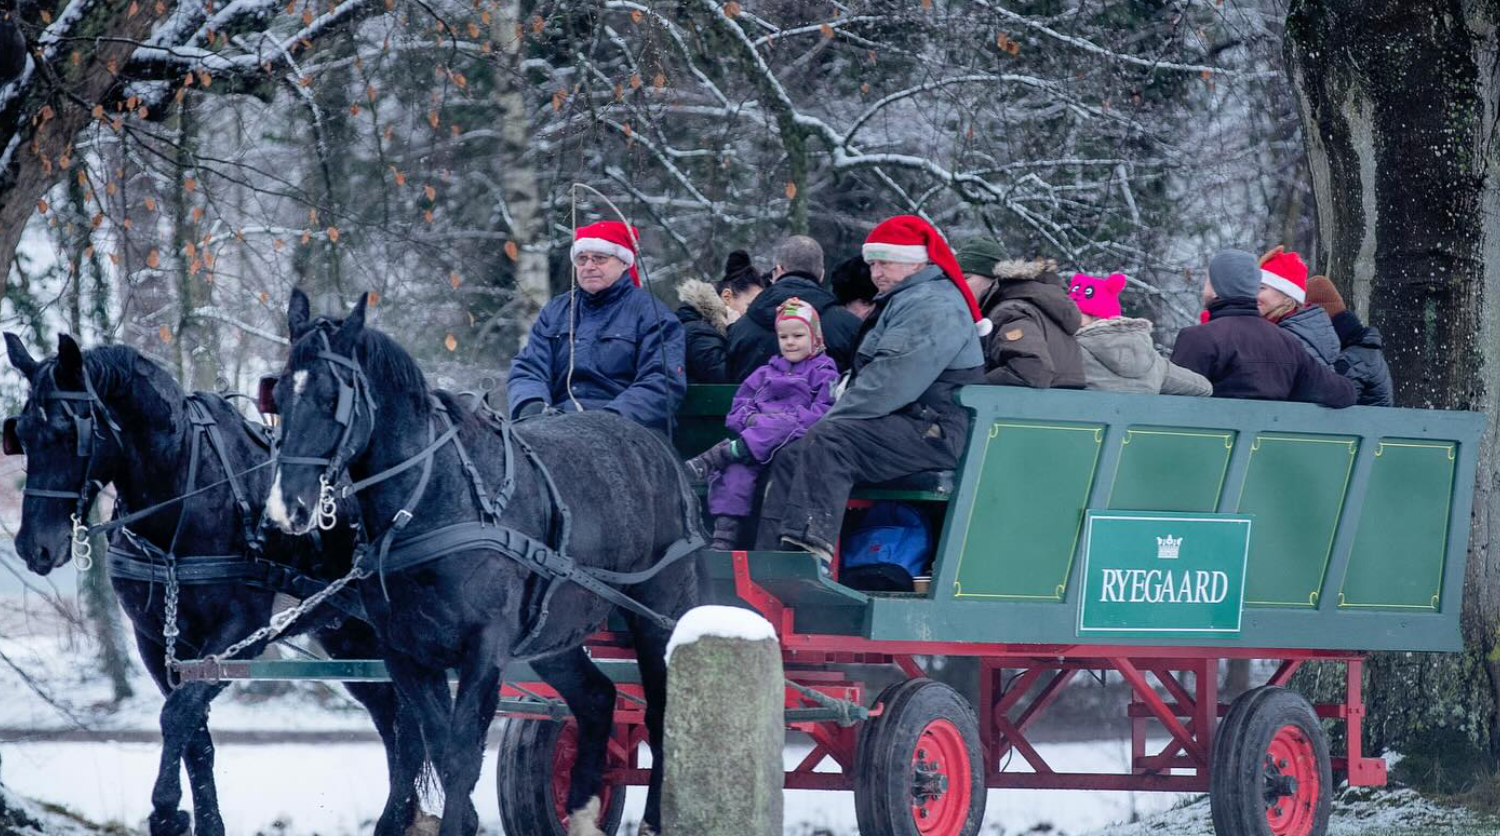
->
xmin=3 ymin=334 xmax=426 ymax=836
xmin=266 ymin=290 xmax=703 ymax=836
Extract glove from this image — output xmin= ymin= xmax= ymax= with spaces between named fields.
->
xmin=516 ymin=400 xmax=546 ymax=419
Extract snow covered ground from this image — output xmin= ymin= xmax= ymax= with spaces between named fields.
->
xmin=2 ymin=735 xmax=1185 ymax=835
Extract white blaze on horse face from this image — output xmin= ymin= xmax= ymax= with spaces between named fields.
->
xmin=292 ymin=370 xmax=309 ymax=397
xmin=266 ymin=468 xmax=295 ymax=531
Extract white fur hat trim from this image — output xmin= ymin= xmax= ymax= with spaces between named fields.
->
xmin=861 ymin=243 xmax=929 ymax=263
xmin=572 ymin=237 xmax=636 ymax=266
xmin=1259 ymin=270 xmax=1305 ymax=304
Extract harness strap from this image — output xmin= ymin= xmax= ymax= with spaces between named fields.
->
xmin=87 ymin=461 xmax=274 ymax=537
xmin=371 ymin=415 xmax=441 ymax=599
xmin=188 ymin=396 xmax=264 ymax=556
xmin=106 ymin=545 xmax=369 ymax=622
xmin=432 ymin=399 xmax=497 ymax=521
xmin=342 ymin=423 xmax=461 ymax=498
xmin=369 ymin=521 xmax=680 ymax=630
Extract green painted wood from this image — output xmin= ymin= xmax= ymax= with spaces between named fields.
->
xmin=1339 ymin=439 xmax=1457 ymax=610
xmin=951 ymin=420 xmax=1103 ymax=601
xmin=1235 ymin=433 xmax=1357 ymax=608
xmin=1107 ymin=427 xmax=1235 ymax=512
xmin=675 ymin=384 xmax=739 ymax=458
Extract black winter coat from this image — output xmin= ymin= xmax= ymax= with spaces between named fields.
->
xmin=1169 ymin=297 xmax=1356 ymax=408
xmin=1330 ymin=311 xmax=1395 ymax=407
xmin=675 ymin=278 xmax=732 ymax=383
xmin=726 ymin=272 xmax=861 ymax=382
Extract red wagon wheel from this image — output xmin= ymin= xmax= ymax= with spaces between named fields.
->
xmin=1210 ymin=687 xmax=1332 ymax=836
xmin=496 ymin=718 xmax=627 ymax=836
xmin=854 ymin=678 xmax=986 ymax=836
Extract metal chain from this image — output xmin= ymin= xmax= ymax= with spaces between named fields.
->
xmin=163 ymin=549 xmax=182 ymax=680
xmin=184 ymin=561 xmax=370 ymax=673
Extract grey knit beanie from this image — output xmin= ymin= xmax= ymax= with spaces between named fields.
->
xmin=1208 ymin=249 xmax=1262 ymax=300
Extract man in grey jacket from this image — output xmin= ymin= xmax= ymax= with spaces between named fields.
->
xmin=756 ymin=215 xmax=988 ymax=563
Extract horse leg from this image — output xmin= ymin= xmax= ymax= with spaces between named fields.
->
xmin=384 ymin=654 xmax=457 ymax=826
xmin=532 ymin=647 xmax=617 ymax=833
xmin=624 ymin=615 xmax=675 ymax=836
xmin=149 ymin=679 xmax=228 ymax=836
xmin=132 ymin=627 xmax=224 ymax=836
xmin=435 ymin=629 xmax=506 ymax=836
xmin=342 ymin=680 xmax=426 ymax=836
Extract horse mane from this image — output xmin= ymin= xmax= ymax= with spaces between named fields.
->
xmin=290 ymin=320 xmax=430 ymax=410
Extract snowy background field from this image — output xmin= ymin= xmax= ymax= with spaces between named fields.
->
xmin=2 ymin=586 xmax=1496 ymax=836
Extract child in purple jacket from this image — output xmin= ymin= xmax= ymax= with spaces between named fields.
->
xmin=686 ymin=297 xmax=840 ymax=549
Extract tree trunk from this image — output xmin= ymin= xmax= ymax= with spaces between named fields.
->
xmin=493 ymin=1 xmax=552 ymax=340
xmin=1286 ymin=0 xmax=1500 ymax=765
xmin=172 ymin=102 xmax=218 ymax=391
xmin=0 ymin=0 xmax=163 ymax=295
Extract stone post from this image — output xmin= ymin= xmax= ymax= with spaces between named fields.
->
xmin=662 ymin=605 xmax=783 ymax=836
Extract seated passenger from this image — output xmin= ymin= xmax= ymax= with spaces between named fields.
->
xmin=506 ymin=220 xmax=686 ymax=433
xmin=755 ymin=215 xmax=987 ymax=565
xmin=1305 ymin=276 xmax=1396 ymax=407
xmin=726 ymin=235 xmax=862 ymax=380
xmin=958 ymin=239 xmax=1085 ymax=389
xmin=1170 ymin=249 xmax=1356 ymax=407
xmin=685 ymin=298 xmax=838 ymax=550
xmin=1068 ymin=272 xmax=1211 ymax=396
xmin=830 ymin=255 xmax=878 ymax=321
xmin=1258 ymin=247 xmax=1340 ymax=366
xmin=675 ymin=251 xmax=767 ymax=384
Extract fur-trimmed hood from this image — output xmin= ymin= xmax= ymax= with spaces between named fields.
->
xmin=676 ymin=278 xmax=730 ymax=334
xmin=993 ymin=258 xmax=1060 ymax=282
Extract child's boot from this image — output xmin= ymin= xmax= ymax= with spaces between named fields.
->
xmin=685 ymin=438 xmax=745 ymax=483
xmin=710 ymin=515 xmax=746 ymax=550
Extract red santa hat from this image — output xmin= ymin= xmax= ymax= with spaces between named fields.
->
xmin=572 ymin=220 xmax=641 ymax=286
xmin=1258 ymin=245 xmax=1307 ymax=305
xmin=862 ymin=215 xmax=991 ymax=336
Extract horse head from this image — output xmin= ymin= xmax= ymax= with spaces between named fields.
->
xmin=4 ymin=333 xmax=131 ymax=574
xmin=268 ymin=289 xmax=395 ymax=535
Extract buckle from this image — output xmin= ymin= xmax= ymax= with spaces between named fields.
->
xmin=392 ymin=509 xmax=414 ymax=529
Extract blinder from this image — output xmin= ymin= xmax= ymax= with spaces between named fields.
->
xmin=3 ymin=416 xmax=20 ymax=456
xmin=334 ymin=381 xmax=354 ymax=426
xmin=257 ymin=375 xmax=280 ymax=415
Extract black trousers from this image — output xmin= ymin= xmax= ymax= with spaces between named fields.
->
xmin=755 ymin=406 xmax=969 ymax=551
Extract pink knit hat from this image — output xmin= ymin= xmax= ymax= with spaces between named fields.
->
xmin=1068 ymin=273 xmax=1127 ymax=319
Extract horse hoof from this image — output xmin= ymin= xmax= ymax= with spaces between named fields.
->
xmin=566 ymin=796 xmax=606 ymax=836
xmin=403 ymin=811 xmax=441 ymax=836
xmin=147 ymin=809 xmax=192 ymax=836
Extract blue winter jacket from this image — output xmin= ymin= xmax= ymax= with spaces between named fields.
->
xmin=507 ymin=278 xmax=687 ymax=433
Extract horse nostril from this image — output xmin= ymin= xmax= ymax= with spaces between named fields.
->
xmin=36 ymin=545 xmax=51 ymax=565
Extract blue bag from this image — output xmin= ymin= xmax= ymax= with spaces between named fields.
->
xmin=841 ymin=501 xmax=930 ymax=579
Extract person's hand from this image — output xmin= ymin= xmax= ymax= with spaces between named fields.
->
xmin=516 ymin=400 xmax=546 ymax=419
xmin=725 ymin=306 xmax=742 ymax=325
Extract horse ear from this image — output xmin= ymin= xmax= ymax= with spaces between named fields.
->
xmin=288 ymin=288 xmax=312 ymax=340
xmin=333 ymin=293 xmax=368 ymax=348
xmin=56 ymin=333 xmax=84 ymax=386
xmin=4 ymin=332 xmax=38 ymax=381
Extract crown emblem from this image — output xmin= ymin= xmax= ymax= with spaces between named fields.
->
xmin=1156 ymin=535 xmax=1182 ymax=560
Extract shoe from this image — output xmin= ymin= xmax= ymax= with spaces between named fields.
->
xmin=710 ymin=515 xmax=745 ymax=551
xmin=780 ymin=535 xmax=834 ymax=572
xmin=684 ymin=455 xmax=711 ymax=483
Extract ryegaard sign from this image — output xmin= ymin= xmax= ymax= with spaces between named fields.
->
xmin=1077 ymin=511 xmax=1252 ymax=637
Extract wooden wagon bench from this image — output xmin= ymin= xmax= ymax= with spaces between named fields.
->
xmin=179 ymin=384 xmax=1486 ymax=836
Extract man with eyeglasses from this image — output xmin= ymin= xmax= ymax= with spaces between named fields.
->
xmin=507 ymin=220 xmax=686 ymax=433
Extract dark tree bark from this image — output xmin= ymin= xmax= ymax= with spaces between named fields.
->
xmin=1286 ymin=0 xmax=1500 ymax=765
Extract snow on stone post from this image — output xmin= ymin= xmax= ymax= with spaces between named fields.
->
xmin=662 ymin=605 xmax=783 ymax=835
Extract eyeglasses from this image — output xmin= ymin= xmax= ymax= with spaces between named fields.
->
xmin=573 ymin=254 xmax=617 ymax=268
